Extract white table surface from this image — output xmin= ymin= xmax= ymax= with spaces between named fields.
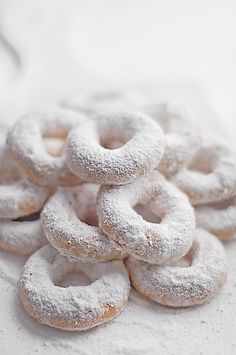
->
xmin=0 ymin=1 xmax=235 ymax=354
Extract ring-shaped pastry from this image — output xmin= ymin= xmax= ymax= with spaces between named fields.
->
xmin=97 ymin=172 xmax=195 ymax=264
xmin=6 ymin=107 xmax=86 ymax=186
xmin=195 ymin=196 xmax=236 ymax=240
xmin=0 ymin=211 xmax=47 ymax=255
xmin=126 ymin=229 xmax=227 ymax=307
xmin=67 ymin=111 xmax=165 ymax=185
xmin=172 ymin=141 xmax=236 ymax=205
xmin=19 ymin=245 xmax=130 ymax=330
xmin=145 ymin=103 xmax=202 ymax=177
xmin=42 ymin=184 xmax=126 ymax=261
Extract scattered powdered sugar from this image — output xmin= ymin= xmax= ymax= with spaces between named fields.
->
xmin=0 ymin=90 xmax=235 ymax=354
xmin=0 ymin=97 xmax=236 ymax=355
xmin=19 ymin=245 xmax=130 ymax=330
xmin=126 ymin=229 xmax=228 ymax=307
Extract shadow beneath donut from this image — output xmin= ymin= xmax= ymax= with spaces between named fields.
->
xmin=13 ymin=282 xmax=222 ymax=344
xmin=129 ymin=287 xmax=216 ymax=315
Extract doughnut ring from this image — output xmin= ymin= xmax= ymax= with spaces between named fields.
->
xmin=42 ymin=184 xmax=126 ymax=261
xmin=126 ymin=229 xmax=227 ymax=307
xmin=19 ymin=245 xmax=130 ymax=330
xmin=97 ymin=172 xmax=195 ymax=264
xmin=66 ymin=110 xmax=165 ymax=185
xmin=6 ymin=107 xmax=87 ymax=186
xmin=0 ymin=176 xmax=51 ymax=219
xmin=195 ymin=196 xmax=236 ymax=240
xmin=145 ymin=103 xmax=202 ymax=177
xmin=1 ymin=136 xmax=60 ymax=180
xmin=172 ymin=140 xmax=236 ymax=205
xmin=0 ymin=211 xmax=47 ymax=256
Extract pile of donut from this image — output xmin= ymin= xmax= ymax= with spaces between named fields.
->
xmin=0 ymin=90 xmax=236 ymax=331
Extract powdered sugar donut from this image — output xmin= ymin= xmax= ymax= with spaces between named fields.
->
xmin=19 ymin=245 xmax=130 ymax=330
xmin=172 ymin=141 xmax=236 ymax=205
xmin=0 ymin=175 xmax=51 ymax=219
xmin=126 ymin=229 xmax=227 ymax=307
xmin=145 ymin=103 xmax=202 ymax=177
xmin=0 ymin=139 xmax=52 ymax=218
xmin=67 ymin=111 xmax=165 ymax=185
xmin=195 ymin=196 xmax=236 ymax=240
xmin=97 ymin=172 xmax=195 ymax=264
xmin=0 ymin=211 xmax=47 ymax=255
xmin=6 ymin=107 xmax=87 ymax=186
xmin=64 ymin=91 xmax=201 ymax=177
xmin=42 ymin=184 xmax=126 ymax=261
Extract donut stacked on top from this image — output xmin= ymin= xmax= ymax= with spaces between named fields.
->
xmin=1 ymin=91 xmax=235 ymax=331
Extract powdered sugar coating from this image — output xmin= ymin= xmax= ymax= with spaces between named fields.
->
xmin=6 ymin=107 xmax=87 ymax=186
xmin=0 ymin=216 xmax=47 ymax=256
xmin=126 ymin=229 xmax=227 ymax=307
xmin=67 ymin=110 xmax=165 ymax=185
xmin=19 ymin=245 xmax=130 ymax=330
xmin=0 ymin=139 xmax=52 ymax=218
xmin=42 ymin=184 xmax=126 ymax=261
xmin=0 ymin=142 xmax=20 ymax=181
xmin=145 ymin=103 xmax=202 ymax=177
xmin=97 ymin=172 xmax=195 ymax=264
xmin=172 ymin=140 xmax=236 ymax=205
xmin=63 ymin=90 xmax=201 ymax=178
xmin=0 ymin=177 xmax=51 ymax=219
xmin=195 ymin=196 xmax=236 ymax=240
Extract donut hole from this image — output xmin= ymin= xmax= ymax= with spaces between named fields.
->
xmin=168 ymin=253 xmax=192 ymax=267
xmin=58 ymin=270 xmax=92 ymax=287
xmin=13 ymin=210 xmax=41 ymax=222
xmin=72 ymin=186 xmax=99 ymax=226
xmin=100 ymin=129 xmax=133 ymax=150
xmin=77 ymin=210 xmax=99 ymax=227
xmin=43 ymin=137 xmax=65 ymax=157
xmin=188 ymin=148 xmax=216 ymax=174
xmin=134 ymin=203 xmax=161 ymax=224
